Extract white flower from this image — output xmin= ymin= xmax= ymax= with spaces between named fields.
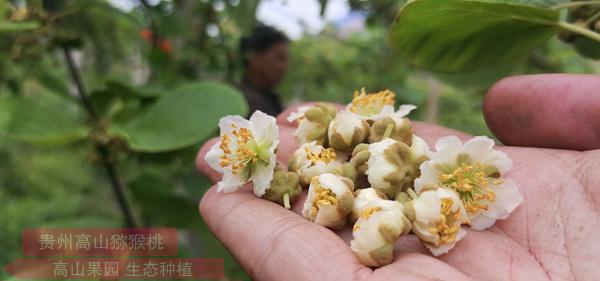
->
xmin=288 ymin=141 xmax=346 ymax=186
xmin=352 ymin=188 xmax=386 ymax=220
xmin=350 ymin=188 xmax=411 ymax=267
xmin=365 ymin=136 xmax=431 ymax=198
xmin=328 ymin=110 xmax=369 ymax=152
xmin=415 ymin=136 xmax=523 ymax=230
xmin=346 ymin=88 xmax=416 ymax=122
xmin=287 ymin=104 xmax=336 ymax=145
xmin=302 ymin=173 xmax=354 ymax=229
xmin=204 ymin=111 xmax=278 ymax=197
xmin=410 ymin=188 xmax=469 ymax=256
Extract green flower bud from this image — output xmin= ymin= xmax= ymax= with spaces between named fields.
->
xmin=366 ymin=136 xmax=431 ymax=198
xmin=288 ymin=103 xmax=336 ymax=146
xmin=369 ymin=117 xmax=413 ymax=145
xmin=262 ymin=169 xmax=302 ymax=209
xmin=328 ymin=111 xmax=369 ymax=152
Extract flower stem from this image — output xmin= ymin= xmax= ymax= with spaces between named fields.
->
xmin=407 ymin=188 xmax=418 ymax=200
xmin=382 ymin=123 xmax=395 ymax=139
xmin=283 ymin=193 xmax=291 ymax=209
xmin=557 ymin=21 xmax=600 ymax=42
xmin=552 ymin=1 xmax=600 ymax=10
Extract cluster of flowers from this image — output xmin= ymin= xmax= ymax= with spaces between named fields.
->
xmin=205 ymin=88 xmax=523 ymax=267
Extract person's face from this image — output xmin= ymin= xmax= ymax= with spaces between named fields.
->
xmin=248 ymin=42 xmax=289 ymax=88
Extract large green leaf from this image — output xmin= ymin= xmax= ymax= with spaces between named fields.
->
xmin=110 ymin=82 xmax=247 ymax=152
xmin=0 ymin=97 xmax=89 ymax=145
xmin=129 ymin=172 xmax=200 ymax=229
xmin=389 ymin=0 xmax=560 ymax=72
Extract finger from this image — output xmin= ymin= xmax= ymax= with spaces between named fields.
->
xmin=199 ymin=186 xmax=372 ymax=281
xmin=484 ymin=74 xmax=600 ymax=151
xmin=375 ymin=253 xmax=472 ymax=280
xmin=276 ymin=102 xmax=345 ymax=127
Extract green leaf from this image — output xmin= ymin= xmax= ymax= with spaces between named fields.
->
xmin=110 ymin=82 xmax=248 ymax=152
xmin=0 ymin=21 xmax=39 ymax=32
xmin=1 ymin=97 xmax=89 ymax=145
xmin=572 ymin=36 xmax=600 ymax=59
xmin=389 ymin=0 xmax=560 ymax=72
xmin=129 ymin=172 xmax=200 ymax=229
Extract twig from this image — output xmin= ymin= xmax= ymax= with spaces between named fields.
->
xmin=557 ymin=21 xmax=600 ymax=42
xmin=62 ymin=46 xmax=138 ymax=228
xmin=552 ymin=1 xmax=600 ymax=10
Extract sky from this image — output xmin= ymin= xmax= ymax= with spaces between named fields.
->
xmin=108 ymin=0 xmax=357 ymax=39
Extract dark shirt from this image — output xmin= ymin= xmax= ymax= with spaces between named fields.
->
xmin=239 ymin=78 xmax=282 ymax=117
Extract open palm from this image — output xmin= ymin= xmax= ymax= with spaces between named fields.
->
xmin=196 ymin=74 xmax=600 ymax=281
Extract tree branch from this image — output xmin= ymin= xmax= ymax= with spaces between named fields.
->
xmin=62 ymin=46 xmax=138 ymax=228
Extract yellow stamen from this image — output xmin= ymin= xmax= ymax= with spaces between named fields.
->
xmin=359 ymin=206 xmax=383 ymax=220
xmin=311 ymin=181 xmax=339 ymax=217
xmin=305 ymin=147 xmax=336 ymax=165
xmin=349 ymin=88 xmax=396 ymax=116
xmin=219 ymin=125 xmax=259 ymax=175
xmin=428 ymin=198 xmax=461 ymax=244
xmin=439 ymin=163 xmax=497 ymax=214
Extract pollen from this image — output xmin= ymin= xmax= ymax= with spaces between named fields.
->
xmin=218 ymin=125 xmax=258 ymax=175
xmin=428 ymin=198 xmax=461 ymax=244
xmin=440 ymin=163 xmax=497 ymax=214
xmin=349 ymin=88 xmax=396 ymax=116
xmin=359 ymin=206 xmax=382 ymax=220
xmin=311 ymin=184 xmax=339 ymax=217
xmin=305 ymin=147 xmax=337 ymax=165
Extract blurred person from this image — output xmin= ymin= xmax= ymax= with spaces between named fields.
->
xmin=239 ymin=25 xmax=289 ymax=116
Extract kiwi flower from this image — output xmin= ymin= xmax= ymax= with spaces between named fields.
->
xmin=351 ymin=188 xmax=411 ymax=267
xmin=204 ymin=111 xmax=278 ymax=196
xmin=365 ymin=135 xmax=431 ymax=198
xmin=415 ymin=136 xmax=523 ymax=230
xmin=346 ymin=88 xmax=416 ymax=121
xmin=408 ymin=188 xmax=469 ymax=256
xmin=302 ymin=173 xmax=355 ymax=229
xmin=287 ymin=103 xmax=336 ymax=145
xmin=328 ymin=110 xmax=370 ymax=152
xmin=288 ymin=141 xmax=346 ymax=186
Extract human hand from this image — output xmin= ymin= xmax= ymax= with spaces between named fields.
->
xmin=195 ymin=74 xmax=600 ymax=281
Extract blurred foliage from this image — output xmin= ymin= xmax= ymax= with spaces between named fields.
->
xmin=0 ymin=0 xmax=598 ymax=280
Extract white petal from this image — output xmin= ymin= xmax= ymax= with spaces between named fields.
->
xmin=251 ymin=154 xmax=277 ymax=197
xmin=204 ymin=141 xmax=225 ymax=173
xmin=464 ymin=136 xmax=512 ymax=173
xmin=426 ymin=228 xmax=466 ymax=256
xmin=319 ymin=173 xmax=352 ymax=195
xmin=286 ymin=106 xmax=311 ymax=122
xmin=411 ymin=134 xmax=431 ymax=159
xmin=219 ymin=115 xmax=253 ymax=137
xmin=414 ymin=162 xmax=439 ymax=193
xmin=394 ymin=104 xmax=417 ymax=119
xmin=328 ymin=111 xmax=364 ymax=142
xmin=471 ymin=180 xmax=523 ymax=230
xmin=413 ymin=190 xmax=441 ymax=224
xmin=433 ymin=136 xmax=463 ymax=164
xmin=249 ymin=110 xmax=279 ymax=149
xmin=366 ymin=139 xmax=398 ymax=190
xmin=294 ymin=119 xmax=318 ymax=144
xmin=369 ymin=105 xmax=396 ymax=121
xmin=217 ymin=172 xmax=247 ymax=193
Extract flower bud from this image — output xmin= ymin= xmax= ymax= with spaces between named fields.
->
xmin=351 ymin=188 xmax=387 ymax=221
xmin=288 ymin=141 xmax=345 ymax=187
xmin=369 ymin=117 xmax=413 ymax=144
xmin=350 ymin=189 xmax=411 ymax=267
xmin=366 ymin=136 xmax=431 ymax=198
xmin=287 ymin=103 xmax=336 ymax=145
xmin=409 ymin=188 xmax=469 ymax=256
xmin=302 ymin=173 xmax=355 ymax=229
xmin=262 ymin=168 xmax=302 ymax=209
xmin=328 ymin=111 xmax=369 ymax=152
